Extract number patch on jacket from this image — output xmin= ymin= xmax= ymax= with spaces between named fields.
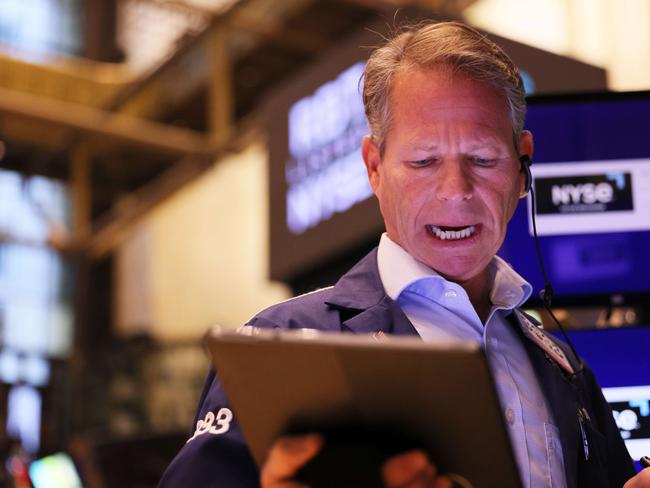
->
xmin=187 ymin=408 xmax=233 ymax=443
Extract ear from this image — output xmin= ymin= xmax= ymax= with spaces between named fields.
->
xmin=519 ymin=130 xmax=533 ymax=159
xmin=362 ymin=135 xmax=382 ymax=193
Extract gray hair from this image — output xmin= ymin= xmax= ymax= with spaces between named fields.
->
xmin=362 ymin=21 xmax=526 ymax=154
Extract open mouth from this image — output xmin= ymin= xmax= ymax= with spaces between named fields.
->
xmin=427 ymin=224 xmax=477 ymax=241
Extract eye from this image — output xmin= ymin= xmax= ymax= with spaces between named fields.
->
xmin=407 ymin=158 xmax=438 ymax=168
xmin=468 ymin=155 xmax=497 ymax=166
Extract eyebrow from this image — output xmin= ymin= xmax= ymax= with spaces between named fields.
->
xmin=465 ymin=140 xmax=504 ymax=152
xmin=410 ymin=143 xmax=439 ymax=152
xmin=409 ymin=137 xmax=506 ymax=154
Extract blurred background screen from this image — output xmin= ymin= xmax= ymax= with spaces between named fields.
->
xmin=558 ymin=326 xmax=650 ymax=465
xmin=499 ymin=92 xmax=650 ymax=305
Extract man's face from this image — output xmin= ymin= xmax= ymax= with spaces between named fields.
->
xmin=362 ymin=67 xmax=532 ymax=285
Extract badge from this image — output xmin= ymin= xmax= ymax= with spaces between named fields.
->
xmin=515 ymin=310 xmax=574 ymax=375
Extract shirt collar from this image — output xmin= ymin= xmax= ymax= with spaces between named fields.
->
xmin=488 ymin=254 xmax=533 ymax=309
xmin=377 ymin=233 xmax=532 ymax=310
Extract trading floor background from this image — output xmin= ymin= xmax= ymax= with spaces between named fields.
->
xmin=0 ymin=1 xmax=649 ymax=486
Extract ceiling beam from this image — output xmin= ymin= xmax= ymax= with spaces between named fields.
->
xmin=0 ymin=86 xmax=215 ymax=158
xmin=229 ymin=8 xmax=328 ymax=53
xmin=86 ymin=121 xmax=260 ymax=260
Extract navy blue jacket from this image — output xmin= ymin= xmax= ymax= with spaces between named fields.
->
xmin=159 ymin=249 xmax=635 ymax=487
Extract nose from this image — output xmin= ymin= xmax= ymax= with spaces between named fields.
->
xmin=435 ymin=159 xmax=473 ymax=201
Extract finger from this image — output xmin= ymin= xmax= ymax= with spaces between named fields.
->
xmin=623 ymin=465 xmax=650 ymax=488
xmin=382 ymin=450 xmax=436 ymax=488
xmin=260 ymin=433 xmax=323 ymax=487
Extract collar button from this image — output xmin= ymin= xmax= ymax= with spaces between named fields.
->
xmin=444 ymin=289 xmax=458 ymax=299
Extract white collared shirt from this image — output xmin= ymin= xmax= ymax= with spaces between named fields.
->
xmin=377 ymin=233 xmax=567 ymax=488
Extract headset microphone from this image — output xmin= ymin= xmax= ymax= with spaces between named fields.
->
xmin=521 ymin=155 xmax=583 ymax=372
xmin=519 ymin=154 xmax=533 ymax=196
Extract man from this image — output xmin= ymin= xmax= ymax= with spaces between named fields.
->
xmin=160 ymin=21 xmax=648 ymax=487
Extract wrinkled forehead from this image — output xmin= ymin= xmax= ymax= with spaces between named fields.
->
xmin=392 ymin=64 xmax=508 ymax=110
xmin=391 ymin=67 xmax=511 ymax=124
xmin=387 ymin=65 xmax=516 ymax=146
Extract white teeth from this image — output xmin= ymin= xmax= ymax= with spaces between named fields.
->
xmin=429 ymin=225 xmax=476 ymax=240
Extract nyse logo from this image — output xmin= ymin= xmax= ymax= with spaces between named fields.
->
xmin=535 ymin=172 xmax=633 ymax=215
xmin=552 ymin=183 xmax=613 ymax=206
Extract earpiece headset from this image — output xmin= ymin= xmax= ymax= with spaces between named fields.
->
xmin=519 ymin=154 xmax=533 ymax=196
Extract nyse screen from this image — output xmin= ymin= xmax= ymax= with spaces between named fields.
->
xmin=285 ymin=62 xmax=372 ymax=235
xmin=499 ymin=92 xmax=650 ymax=304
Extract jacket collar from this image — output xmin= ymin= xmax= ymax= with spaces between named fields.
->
xmin=324 ymin=248 xmax=418 ymax=337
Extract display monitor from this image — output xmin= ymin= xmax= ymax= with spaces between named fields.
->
xmin=499 ymin=91 xmax=650 ymax=305
xmin=558 ymin=326 xmax=650 ymax=468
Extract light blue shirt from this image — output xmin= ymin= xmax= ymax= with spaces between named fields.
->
xmin=377 ymin=233 xmax=567 ymax=488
